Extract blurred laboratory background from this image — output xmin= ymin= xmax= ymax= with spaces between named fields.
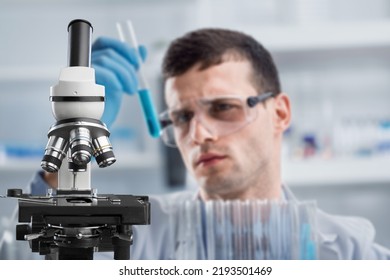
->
xmin=0 ymin=0 xmax=389 ymax=257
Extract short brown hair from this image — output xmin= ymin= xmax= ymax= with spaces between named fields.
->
xmin=162 ymin=28 xmax=281 ymax=95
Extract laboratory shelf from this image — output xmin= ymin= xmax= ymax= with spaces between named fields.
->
xmin=107 ymin=152 xmax=161 ymax=170
xmin=0 ymin=152 xmax=160 ymax=172
xmin=0 ymin=66 xmax=58 ymax=82
xmin=240 ymin=20 xmax=390 ymax=53
xmin=282 ymin=156 xmax=390 ymax=187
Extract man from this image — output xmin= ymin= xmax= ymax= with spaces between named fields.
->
xmin=30 ymin=28 xmax=390 ymax=259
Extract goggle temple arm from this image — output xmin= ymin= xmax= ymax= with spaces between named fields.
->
xmin=160 ymin=118 xmax=172 ymax=129
xmin=247 ymin=92 xmax=275 ymax=108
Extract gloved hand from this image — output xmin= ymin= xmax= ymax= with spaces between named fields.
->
xmin=92 ymin=36 xmax=147 ymax=128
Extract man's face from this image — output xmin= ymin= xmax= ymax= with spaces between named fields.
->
xmin=164 ymin=60 xmax=289 ymax=200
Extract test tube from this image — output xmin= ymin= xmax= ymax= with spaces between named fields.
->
xmin=116 ymin=20 xmax=161 ymax=138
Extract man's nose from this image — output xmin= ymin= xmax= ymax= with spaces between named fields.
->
xmin=188 ymin=117 xmax=218 ymax=145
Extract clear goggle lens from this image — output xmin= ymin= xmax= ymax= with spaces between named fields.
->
xmin=160 ymin=92 xmax=274 ymax=147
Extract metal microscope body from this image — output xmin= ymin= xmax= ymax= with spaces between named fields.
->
xmin=7 ymin=19 xmax=150 ymax=260
xmin=42 ymin=19 xmax=111 ymax=189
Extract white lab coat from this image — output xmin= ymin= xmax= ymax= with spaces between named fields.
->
xmin=127 ymin=185 xmax=390 ymax=260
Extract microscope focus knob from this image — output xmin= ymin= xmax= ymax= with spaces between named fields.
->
xmin=7 ymin=188 xmax=23 ymax=197
xmin=16 ymin=224 xmax=31 ymax=241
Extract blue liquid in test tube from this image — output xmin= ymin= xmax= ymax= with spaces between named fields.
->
xmin=116 ymin=20 xmax=161 ymax=138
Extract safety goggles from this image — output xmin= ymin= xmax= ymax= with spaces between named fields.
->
xmin=159 ymin=92 xmax=274 ymax=147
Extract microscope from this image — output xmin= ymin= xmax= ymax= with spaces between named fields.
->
xmin=6 ymin=19 xmax=150 ymax=260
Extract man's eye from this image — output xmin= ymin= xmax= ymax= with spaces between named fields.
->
xmin=214 ymin=103 xmax=234 ymax=111
xmin=211 ymin=101 xmax=240 ymax=113
xmin=172 ymin=111 xmax=194 ymax=126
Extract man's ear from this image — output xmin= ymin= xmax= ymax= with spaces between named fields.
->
xmin=273 ymin=93 xmax=291 ymax=133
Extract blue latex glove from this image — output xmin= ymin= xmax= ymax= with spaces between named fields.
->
xmin=91 ymin=36 xmax=147 ymax=128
